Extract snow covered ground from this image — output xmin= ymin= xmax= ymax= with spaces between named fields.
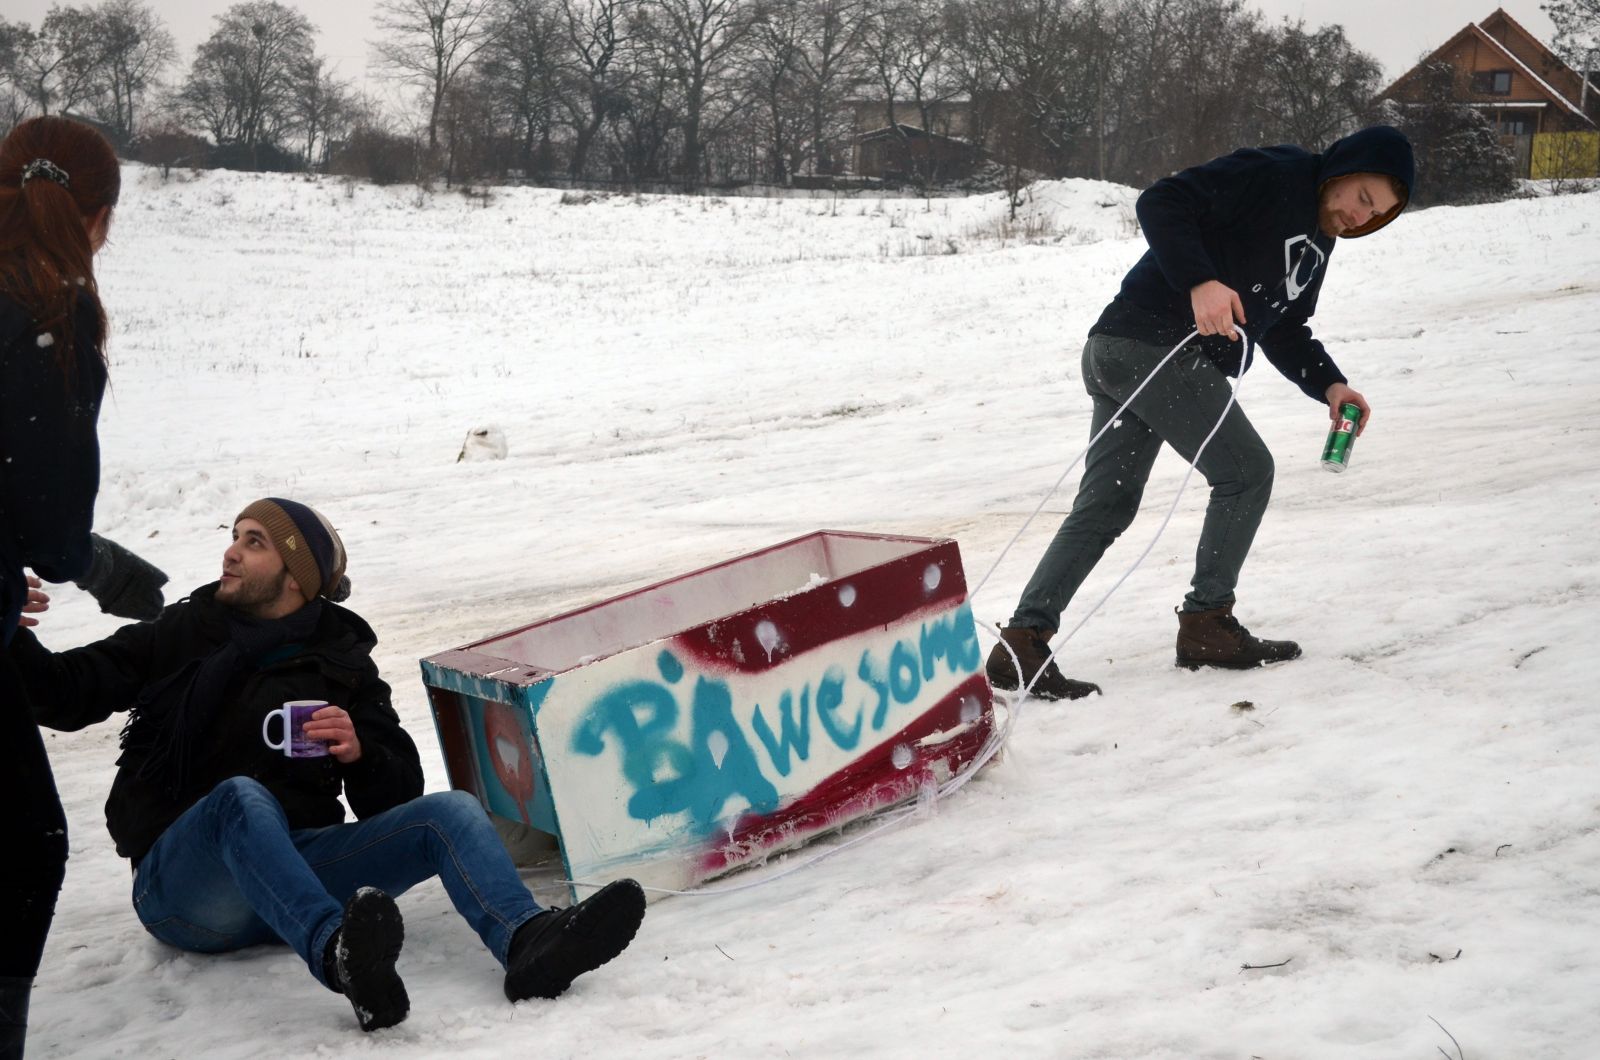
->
xmin=26 ymin=167 xmax=1600 ymax=1058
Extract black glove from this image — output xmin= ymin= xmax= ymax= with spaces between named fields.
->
xmin=74 ymin=533 xmax=169 ymax=620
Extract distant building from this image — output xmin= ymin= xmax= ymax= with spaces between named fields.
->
xmin=847 ymin=98 xmax=985 ymax=183
xmin=1378 ymin=7 xmax=1599 ymax=178
xmin=853 ymin=123 xmax=985 ymax=184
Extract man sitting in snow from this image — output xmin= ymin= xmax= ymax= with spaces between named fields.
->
xmin=12 ymin=498 xmax=646 ymax=1033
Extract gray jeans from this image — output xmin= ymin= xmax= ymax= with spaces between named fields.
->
xmin=1010 ymin=332 xmax=1274 ymax=631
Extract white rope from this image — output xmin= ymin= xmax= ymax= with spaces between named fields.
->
xmin=566 ymin=327 xmax=1255 ymax=898
xmin=1014 ymin=328 xmax=1253 ymax=702
xmin=968 ymin=327 xmax=1207 ymax=600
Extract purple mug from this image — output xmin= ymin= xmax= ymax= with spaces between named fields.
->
xmin=262 ymin=700 xmax=332 ymax=758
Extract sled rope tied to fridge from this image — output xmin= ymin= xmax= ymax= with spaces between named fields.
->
xmin=560 ymin=326 xmax=1255 ymax=899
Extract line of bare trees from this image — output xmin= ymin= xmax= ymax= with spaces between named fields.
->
xmin=371 ymin=0 xmax=1389 ymax=189
xmin=2 ymin=0 xmax=1392 ymax=190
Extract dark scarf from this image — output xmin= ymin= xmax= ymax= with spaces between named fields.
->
xmin=119 ymin=600 xmax=324 ymax=797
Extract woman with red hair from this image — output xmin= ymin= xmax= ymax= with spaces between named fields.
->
xmin=0 ymin=115 xmax=121 ymax=1058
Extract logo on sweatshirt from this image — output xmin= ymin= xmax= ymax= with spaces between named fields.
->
xmin=1282 ymin=235 xmax=1326 ymax=301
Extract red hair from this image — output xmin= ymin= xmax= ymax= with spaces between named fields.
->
xmin=0 ymin=116 xmax=122 ymax=368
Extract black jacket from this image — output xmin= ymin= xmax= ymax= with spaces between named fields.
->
xmin=0 ymin=292 xmax=106 ymax=644
xmin=12 ymin=583 xmax=424 ymax=861
xmin=1091 ymin=125 xmax=1415 ymax=402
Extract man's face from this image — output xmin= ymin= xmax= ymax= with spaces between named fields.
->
xmin=1319 ymin=173 xmax=1401 ymax=238
xmin=218 ymin=517 xmax=300 ymax=616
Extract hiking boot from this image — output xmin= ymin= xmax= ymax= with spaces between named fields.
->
xmin=984 ymin=625 xmax=1101 ymax=701
xmin=1175 ymin=605 xmax=1301 ymax=670
xmin=325 ymin=887 xmax=408 ymax=1032
xmin=504 ymin=879 xmax=646 ymax=1003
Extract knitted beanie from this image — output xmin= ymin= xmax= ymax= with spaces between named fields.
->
xmin=234 ymin=498 xmax=350 ymax=603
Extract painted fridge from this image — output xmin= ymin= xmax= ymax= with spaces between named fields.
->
xmin=420 ymin=530 xmax=998 ymax=901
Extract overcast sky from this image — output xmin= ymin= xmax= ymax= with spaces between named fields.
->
xmin=4 ymin=0 xmax=1563 ymax=96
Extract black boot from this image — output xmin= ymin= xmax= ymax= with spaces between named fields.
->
xmin=504 ymin=879 xmax=646 ymax=1003
xmin=985 ymin=625 xmax=1101 ymax=700
xmin=323 ymin=888 xmax=408 ymax=1032
xmin=1175 ymin=605 xmax=1301 ymax=670
xmin=0 ymin=976 xmax=31 ymax=1060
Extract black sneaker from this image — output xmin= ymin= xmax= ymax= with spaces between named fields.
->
xmin=504 ymin=879 xmax=646 ymax=1002
xmin=329 ymin=887 xmax=408 ymax=1032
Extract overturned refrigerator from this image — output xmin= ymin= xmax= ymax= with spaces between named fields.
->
xmin=420 ymin=530 xmax=998 ymax=901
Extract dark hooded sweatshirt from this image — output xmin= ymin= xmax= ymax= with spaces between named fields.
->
xmin=11 ymin=583 xmax=424 ymax=862
xmin=1090 ymin=125 xmax=1415 ymax=402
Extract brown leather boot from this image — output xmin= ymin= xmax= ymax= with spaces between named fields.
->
xmin=1175 ymin=605 xmax=1301 ymax=670
xmin=985 ymin=625 xmax=1101 ymax=700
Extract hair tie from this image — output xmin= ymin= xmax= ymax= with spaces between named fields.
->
xmin=20 ymin=159 xmax=71 ymax=189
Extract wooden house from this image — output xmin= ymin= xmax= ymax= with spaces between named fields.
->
xmin=1378 ymin=7 xmax=1599 ymax=178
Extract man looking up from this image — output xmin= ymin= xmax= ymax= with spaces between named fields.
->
xmin=13 ymin=499 xmax=646 ymax=1032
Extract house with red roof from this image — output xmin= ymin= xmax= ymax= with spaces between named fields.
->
xmin=1378 ymin=7 xmax=1599 ymax=178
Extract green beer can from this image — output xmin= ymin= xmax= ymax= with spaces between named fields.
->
xmin=1321 ymin=402 xmax=1362 ymax=473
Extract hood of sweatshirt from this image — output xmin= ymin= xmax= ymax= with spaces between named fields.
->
xmin=1316 ymin=125 xmax=1415 ymax=238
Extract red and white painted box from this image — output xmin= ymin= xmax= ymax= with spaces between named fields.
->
xmin=420 ymin=530 xmax=995 ymax=901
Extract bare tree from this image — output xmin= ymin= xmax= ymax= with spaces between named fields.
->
xmin=16 ymin=6 xmax=104 ymax=117
xmin=744 ymin=0 xmax=807 ymax=181
xmin=178 ymin=1 xmax=316 ymax=169
xmin=1251 ymin=18 xmax=1380 ymax=150
xmin=372 ymin=0 xmax=500 ymax=158
xmin=0 ymin=17 xmax=36 ymax=125
xmin=0 ymin=3 xmax=175 ymax=141
xmin=1089 ymin=0 xmax=1264 ymax=185
xmin=1544 ymin=0 xmax=1600 ymax=121
xmin=861 ymin=0 xmax=962 ymax=184
xmin=1544 ymin=0 xmax=1600 ymax=64
xmin=610 ymin=35 xmax=678 ymax=179
xmin=481 ymin=0 xmax=568 ymax=175
xmin=794 ymin=0 xmax=871 ymax=175
xmin=438 ymin=74 xmax=503 ymax=181
xmin=951 ymin=0 xmax=1106 ymax=179
xmin=641 ymin=0 xmax=757 ymax=183
xmin=555 ymin=0 xmax=639 ymax=178
xmin=94 ymin=0 xmax=177 ymax=143
xmin=292 ymin=55 xmax=354 ymax=169
xmin=328 ymin=92 xmax=421 ymax=184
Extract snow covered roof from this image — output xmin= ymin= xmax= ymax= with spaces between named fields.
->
xmin=855 ymin=123 xmax=975 ymax=147
xmin=1467 ymin=21 xmax=1593 ymax=124
xmin=1378 ymin=9 xmax=1596 ymax=129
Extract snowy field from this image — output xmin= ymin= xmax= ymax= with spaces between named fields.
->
xmin=25 ymin=166 xmax=1600 ymax=1058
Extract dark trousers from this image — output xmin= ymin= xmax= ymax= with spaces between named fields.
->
xmin=1010 ymin=333 xmax=1275 ymax=632
xmin=0 ymin=643 xmax=68 ymax=978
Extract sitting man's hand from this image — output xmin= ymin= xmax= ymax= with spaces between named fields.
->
xmin=304 ymin=706 xmax=363 ymax=764
xmin=20 ymin=573 xmax=49 ymax=628
xmin=75 ymin=534 xmax=169 ymax=620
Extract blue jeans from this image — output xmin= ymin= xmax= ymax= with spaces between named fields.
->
xmin=132 ymin=778 xmax=544 ymax=987
xmin=1010 ymin=333 xmax=1275 ymax=631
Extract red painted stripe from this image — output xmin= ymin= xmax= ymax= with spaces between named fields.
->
xmin=672 ymin=541 xmax=970 ymax=673
xmin=696 ymin=675 xmax=996 ymax=873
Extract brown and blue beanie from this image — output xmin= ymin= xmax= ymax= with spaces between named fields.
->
xmin=235 ymin=498 xmax=350 ymax=603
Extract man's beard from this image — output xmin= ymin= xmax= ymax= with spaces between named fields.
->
xmin=1318 ymin=202 xmax=1345 ymax=237
xmin=218 ymin=567 xmax=290 ymax=613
